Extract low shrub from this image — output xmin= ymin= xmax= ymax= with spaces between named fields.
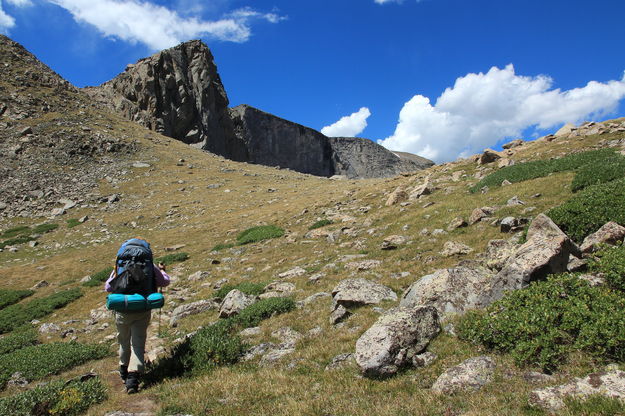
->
xmin=571 ymin=156 xmax=625 ymax=192
xmin=0 ymin=342 xmax=109 ymax=388
xmin=0 ymin=223 xmax=58 ymax=249
xmin=548 ymin=178 xmax=625 ymax=242
xmin=155 ymin=252 xmax=189 ymax=266
xmin=588 ymin=244 xmax=625 ymax=291
xmin=0 ymin=288 xmax=83 ymax=334
xmin=232 ymin=297 xmax=296 ymax=328
xmin=0 ymin=327 xmax=38 ymax=355
xmin=0 ymin=236 xmax=36 ymax=249
xmin=236 ymin=225 xmax=284 ymax=245
xmin=0 ymin=376 xmax=107 ymax=416
xmin=146 ymin=296 xmax=295 ymax=382
xmin=458 ymin=274 xmax=625 ymax=372
xmin=82 ymin=266 xmax=114 ymax=287
xmin=214 ymin=282 xmax=266 ymax=300
xmin=32 ymin=223 xmax=59 ymax=234
xmin=309 ymin=219 xmax=333 ymax=230
xmin=470 ymin=149 xmax=620 ymax=192
xmin=0 ymin=289 xmax=34 ymax=310
xmin=0 ymin=226 xmax=30 ymax=239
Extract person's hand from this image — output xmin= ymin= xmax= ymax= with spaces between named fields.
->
xmin=158 ymin=262 xmax=166 ymax=271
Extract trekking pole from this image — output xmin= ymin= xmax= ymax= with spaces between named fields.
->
xmin=158 ymin=287 xmax=162 ymax=337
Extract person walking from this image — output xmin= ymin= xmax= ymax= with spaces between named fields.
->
xmin=104 ymin=238 xmax=170 ymax=394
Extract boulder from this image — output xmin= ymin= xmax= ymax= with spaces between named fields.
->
xmin=431 ymin=356 xmax=496 ymax=394
xmin=332 ymin=278 xmax=397 ymax=309
xmin=170 ymin=299 xmax=218 ymax=326
xmin=409 ymin=177 xmax=435 ymax=200
xmin=478 ymin=239 xmax=519 ymax=271
xmin=497 ymin=158 xmax=514 ymax=168
xmin=469 ymin=206 xmax=497 ymax=225
xmin=277 ymin=266 xmax=306 ymax=279
xmin=580 ymin=221 xmax=625 ymax=254
xmin=354 ymin=306 xmax=440 ymax=378
xmin=399 ymin=266 xmax=494 ymax=318
xmin=447 ymin=217 xmax=467 ymax=232
xmin=502 ymin=139 xmax=524 ymax=149
xmin=529 ymin=370 xmax=625 ymax=411
xmin=218 ymin=289 xmax=258 ymax=318
xmin=260 ymin=281 xmax=296 ymax=299
xmin=385 ymin=187 xmax=408 ymax=206
xmin=380 ymin=235 xmax=407 ymax=250
xmin=554 ymin=123 xmax=576 ymax=137
xmin=486 ymin=214 xmax=580 ymax=302
xmin=478 ymin=149 xmax=503 ymax=165
xmin=344 ymin=260 xmax=381 ymax=271
xmin=329 ymin=305 xmax=351 ymax=325
xmin=440 ymin=241 xmax=473 ymax=257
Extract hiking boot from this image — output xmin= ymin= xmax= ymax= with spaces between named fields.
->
xmin=125 ymin=372 xmax=139 ymax=394
xmin=119 ymin=365 xmax=128 ymax=383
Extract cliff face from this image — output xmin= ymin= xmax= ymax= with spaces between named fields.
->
xmin=86 ymin=40 xmax=434 ymax=178
xmin=229 ymin=105 xmax=335 ymax=176
xmin=329 ymin=137 xmax=435 ymax=179
xmin=84 ymin=40 xmax=237 ymax=154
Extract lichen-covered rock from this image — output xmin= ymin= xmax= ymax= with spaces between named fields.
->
xmin=399 ymin=267 xmax=493 ymax=318
xmin=355 ymin=306 xmax=440 ymax=378
xmin=218 ymin=289 xmax=257 ymax=318
xmin=170 ymin=299 xmax=218 ymax=327
xmin=386 ymin=187 xmax=408 ymax=206
xmin=440 ymin=241 xmax=473 ymax=257
xmin=478 ymin=149 xmax=503 ymax=165
xmin=332 ymin=278 xmax=397 ymax=309
xmin=529 ymin=370 xmax=625 ymax=411
xmin=580 ymin=221 xmax=625 ymax=254
xmin=469 ymin=206 xmax=497 ymax=225
xmin=431 ymin=356 xmax=496 ymax=394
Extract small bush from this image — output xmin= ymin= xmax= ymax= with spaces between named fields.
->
xmin=0 ymin=327 xmax=38 ymax=355
xmin=82 ymin=267 xmax=114 ymax=287
xmin=548 ymin=177 xmax=625 ymax=242
xmin=458 ymin=274 xmax=625 ymax=372
xmin=0 ymin=289 xmax=34 ymax=310
xmin=0 ymin=342 xmax=109 ymax=388
xmin=309 ymin=219 xmax=333 ymax=230
xmin=0 ymin=223 xmax=58 ymax=249
xmin=0 ymin=289 xmax=83 ymax=334
xmin=236 ymin=225 xmax=284 ymax=245
xmin=214 ymin=282 xmax=266 ymax=300
xmin=211 ymin=243 xmax=235 ymax=252
xmin=155 ymin=252 xmax=189 ymax=266
xmin=66 ymin=218 xmax=81 ymax=228
xmin=0 ymin=236 xmax=36 ymax=249
xmin=0 ymin=226 xmax=30 ymax=239
xmin=470 ymin=149 xmax=619 ymax=192
xmin=589 ymin=244 xmax=625 ymax=291
xmin=0 ymin=376 xmax=107 ymax=416
xmin=232 ymin=297 xmax=296 ymax=328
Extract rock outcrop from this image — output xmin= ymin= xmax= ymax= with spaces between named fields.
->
xmin=86 ymin=40 xmax=433 ymax=179
xmin=431 ymin=356 xmax=497 ymax=394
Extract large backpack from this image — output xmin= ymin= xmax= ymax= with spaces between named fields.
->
xmin=110 ymin=238 xmax=156 ymax=297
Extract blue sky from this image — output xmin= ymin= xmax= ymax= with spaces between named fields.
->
xmin=2 ymin=0 xmax=625 ymax=162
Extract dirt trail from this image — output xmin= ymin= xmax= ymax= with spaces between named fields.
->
xmin=100 ymin=365 xmax=160 ymax=415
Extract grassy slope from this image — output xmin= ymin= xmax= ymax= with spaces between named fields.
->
xmin=1 ymin=83 xmax=624 ymax=415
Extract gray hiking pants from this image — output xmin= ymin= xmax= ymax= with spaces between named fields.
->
xmin=115 ymin=309 xmax=151 ymax=373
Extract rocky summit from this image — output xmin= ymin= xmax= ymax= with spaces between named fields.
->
xmin=2 ymin=33 xmax=625 ymax=416
xmin=85 ymin=40 xmax=433 ymax=179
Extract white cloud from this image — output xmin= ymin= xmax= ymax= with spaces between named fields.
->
xmin=374 ymin=0 xmax=404 ymax=3
xmin=1 ymin=0 xmax=32 ymax=33
xmin=321 ymin=107 xmax=372 ymax=137
xmin=6 ymin=0 xmax=32 ymax=6
xmin=46 ymin=0 xmax=285 ymax=50
xmin=378 ymin=64 xmax=625 ymax=163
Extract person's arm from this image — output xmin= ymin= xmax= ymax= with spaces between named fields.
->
xmin=104 ymin=270 xmax=116 ymax=292
xmin=153 ymin=263 xmax=171 ymax=288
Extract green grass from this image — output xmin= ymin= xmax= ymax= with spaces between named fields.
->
xmin=571 ymin=156 xmax=625 ymax=193
xmin=214 ymin=282 xmax=266 ymax=300
xmin=66 ymin=218 xmax=81 ymax=228
xmin=458 ymin=273 xmax=625 ymax=372
xmin=236 ymin=225 xmax=284 ymax=245
xmin=564 ymin=394 xmax=625 ymax=415
xmin=309 ymin=219 xmax=333 ymax=230
xmin=32 ymin=223 xmax=59 ymax=234
xmin=548 ymin=177 xmax=625 ymax=242
xmin=0 ymin=288 xmax=83 ymax=334
xmin=0 ymin=327 xmax=39 ymax=355
xmin=211 ymin=243 xmax=235 ymax=252
xmin=155 ymin=252 xmax=189 ymax=266
xmin=0 ymin=289 xmax=34 ymax=310
xmin=0 ymin=342 xmax=110 ymax=388
xmin=0 ymin=223 xmax=59 ymax=249
xmin=0 ymin=226 xmax=30 ymax=239
xmin=82 ymin=266 xmax=114 ymax=287
xmin=470 ymin=149 xmax=621 ymax=193
xmin=0 ymin=376 xmax=107 ymax=416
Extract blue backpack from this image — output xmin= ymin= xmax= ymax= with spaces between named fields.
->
xmin=109 ymin=238 xmax=156 ymax=297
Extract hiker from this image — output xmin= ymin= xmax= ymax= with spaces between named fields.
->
xmin=104 ymin=238 xmax=170 ymax=394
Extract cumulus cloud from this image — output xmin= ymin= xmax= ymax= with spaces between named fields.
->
xmin=378 ymin=64 xmax=625 ymax=163
xmin=321 ymin=107 xmax=372 ymax=137
xmin=46 ymin=0 xmax=285 ymax=50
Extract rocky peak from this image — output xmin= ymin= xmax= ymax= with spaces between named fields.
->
xmin=84 ymin=39 xmax=234 ymax=151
